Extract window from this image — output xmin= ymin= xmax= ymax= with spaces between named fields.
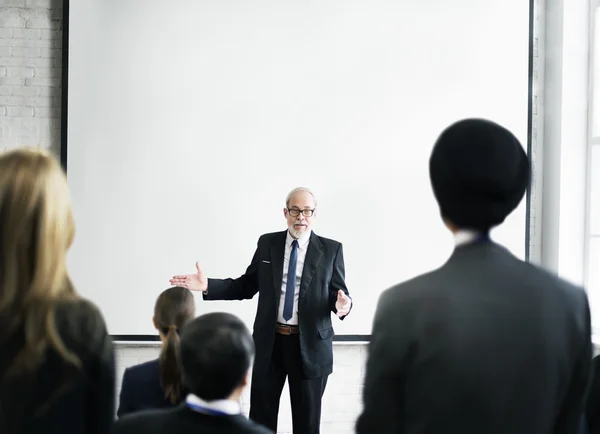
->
xmin=588 ymin=5 xmax=600 ymax=333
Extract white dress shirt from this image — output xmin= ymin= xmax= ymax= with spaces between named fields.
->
xmin=454 ymin=229 xmax=486 ymax=246
xmin=277 ymin=229 xmax=311 ymax=325
xmin=185 ymin=393 xmax=241 ymax=415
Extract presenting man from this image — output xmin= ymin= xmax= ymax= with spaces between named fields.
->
xmin=169 ymin=187 xmax=352 ymax=434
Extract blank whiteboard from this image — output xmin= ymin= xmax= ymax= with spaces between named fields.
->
xmin=66 ymin=0 xmax=530 ymax=336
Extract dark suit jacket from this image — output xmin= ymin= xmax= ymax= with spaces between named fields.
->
xmin=204 ymin=230 xmax=351 ymax=379
xmin=0 ymin=298 xmax=115 ymax=434
xmin=585 ymin=356 xmax=600 ymax=434
xmin=118 ymin=359 xmax=183 ymax=418
xmin=113 ymin=404 xmax=273 ymax=434
xmin=356 ymin=241 xmax=592 ymax=434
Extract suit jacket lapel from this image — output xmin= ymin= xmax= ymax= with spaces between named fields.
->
xmin=299 ymin=232 xmax=323 ymax=300
xmin=270 ymin=231 xmax=287 ymax=302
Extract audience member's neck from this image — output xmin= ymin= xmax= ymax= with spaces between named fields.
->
xmin=227 ymin=386 xmax=244 ymax=402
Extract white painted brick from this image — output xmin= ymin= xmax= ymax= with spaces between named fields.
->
xmin=21 ymin=117 xmax=51 ymax=130
xmin=0 ymin=96 xmax=28 ymax=106
xmin=33 ymin=106 xmax=59 ymax=117
xmin=16 ymin=9 xmax=39 ymax=21
xmin=25 ymin=77 xmax=58 ymax=87
xmin=0 ymin=86 xmax=10 ymax=96
xmin=6 ymin=106 xmax=33 ymax=116
xmin=12 ymin=28 xmax=42 ymax=39
xmin=6 ymin=38 xmax=54 ymax=48
xmin=116 ymin=356 xmax=141 ymax=368
xmin=0 ymin=18 xmax=26 ymax=28
xmin=39 ymin=48 xmax=60 ymax=58
xmin=1 ymin=137 xmax=21 ymax=148
xmin=26 ymin=18 xmax=57 ymax=29
xmin=0 ymin=77 xmax=25 ymax=86
xmin=5 ymin=66 xmax=34 ymax=77
xmin=38 ymin=86 xmax=59 ymax=97
xmin=0 ymin=66 xmax=5 ymax=76
xmin=2 ymin=4 xmax=26 ymax=13
xmin=2 ymin=0 xmax=27 ymax=6
xmin=53 ymin=57 xmax=61 ymax=67
xmin=16 ymin=137 xmax=42 ymax=146
xmin=11 ymin=46 xmax=40 ymax=57
xmin=0 ymin=29 xmax=13 ymax=39
xmin=49 ymin=9 xmax=62 ymax=19
xmin=9 ymin=126 xmax=40 ymax=138
xmin=11 ymin=85 xmax=39 ymax=96
xmin=0 ymin=56 xmax=50 ymax=67
xmin=28 ymin=57 xmax=54 ymax=67
xmin=0 ymin=47 xmax=11 ymax=57
xmin=26 ymin=0 xmax=57 ymax=8
xmin=34 ymin=67 xmax=59 ymax=78
xmin=40 ymin=30 xmax=60 ymax=40
xmin=28 ymin=96 xmax=53 ymax=106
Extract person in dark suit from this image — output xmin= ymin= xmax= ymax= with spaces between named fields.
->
xmin=0 ymin=148 xmax=115 ymax=434
xmin=169 ymin=187 xmax=352 ymax=434
xmin=118 ymin=286 xmax=195 ymax=417
xmin=113 ymin=312 xmax=274 ymax=434
xmin=584 ymin=355 xmax=600 ymax=433
xmin=355 ymin=119 xmax=593 ymax=434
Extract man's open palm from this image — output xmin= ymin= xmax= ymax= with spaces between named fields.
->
xmin=335 ymin=289 xmax=351 ymax=317
xmin=170 ymin=261 xmax=208 ymax=292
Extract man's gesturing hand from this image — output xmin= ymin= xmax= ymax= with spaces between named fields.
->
xmin=170 ymin=261 xmax=208 ymax=293
xmin=335 ymin=289 xmax=351 ymax=317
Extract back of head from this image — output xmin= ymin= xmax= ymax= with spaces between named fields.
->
xmin=0 ymin=147 xmax=78 ymax=375
xmin=179 ymin=312 xmax=254 ymax=401
xmin=154 ymin=286 xmax=196 ymax=403
xmin=429 ymin=118 xmax=530 ymax=231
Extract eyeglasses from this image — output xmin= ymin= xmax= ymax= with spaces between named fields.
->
xmin=287 ymin=208 xmax=315 ymax=217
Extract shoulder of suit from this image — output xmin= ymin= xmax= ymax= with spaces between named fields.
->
xmin=257 ymin=231 xmax=286 ymax=244
xmin=309 ymin=233 xmax=342 ymax=251
xmin=521 ymin=259 xmax=587 ymax=299
xmin=123 ymin=359 xmax=160 ymax=381
xmin=378 ymin=269 xmax=440 ymax=306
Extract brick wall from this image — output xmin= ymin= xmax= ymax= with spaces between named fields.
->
xmin=115 ymin=344 xmax=365 ymax=434
xmin=0 ymin=0 xmax=62 ymax=155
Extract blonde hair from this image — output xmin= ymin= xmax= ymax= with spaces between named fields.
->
xmin=0 ymin=147 xmax=80 ymax=375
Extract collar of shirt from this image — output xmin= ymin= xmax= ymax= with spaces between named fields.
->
xmin=286 ymin=229 xmax=311 ymax=248
xmin=185 ymin=393 xmax=241 ymax=416
xmin=453 ymin=229 xmax=487 ymax=246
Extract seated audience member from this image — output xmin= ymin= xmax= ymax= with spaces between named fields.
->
xmin=356 ymin=119 xmax=592 ymax=434
xmin=585 ymin=355 xmax=600 ymax=434
xmin=113 ymin=312 xmax=273 ymax=434
xmin=0 ymin=148 xmax=114 ymax=434
xmin=118 ymin=286 xmax=195 ymax=417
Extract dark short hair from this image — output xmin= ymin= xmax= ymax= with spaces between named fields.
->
xmin=179 ymin=312 xmax=254 ymax=400
xmin=429 ymin=118 xmax=529 ymax=231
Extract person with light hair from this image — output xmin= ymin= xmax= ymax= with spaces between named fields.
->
xmin=0 ymin=148 xmax=115 ymax=434
xmin=170 ymin=187 xmax=352 ymax=434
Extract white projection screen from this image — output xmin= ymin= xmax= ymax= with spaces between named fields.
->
xmin=66 ymin=0 xmax=531 ymax=338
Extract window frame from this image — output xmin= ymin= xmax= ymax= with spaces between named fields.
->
xmin=587 ymin=0 xmax=600 ymax=329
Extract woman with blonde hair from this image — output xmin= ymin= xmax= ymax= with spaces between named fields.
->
xmin=118 ymin=286 xmax=195 ymax=416
xmin=0 ymin=148 xmax=115 ymax=434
